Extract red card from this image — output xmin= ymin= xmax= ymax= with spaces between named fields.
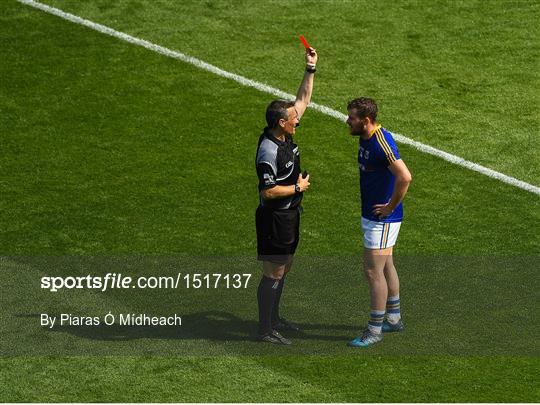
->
xmin=299 ymin=35 xmax=311 ymax=49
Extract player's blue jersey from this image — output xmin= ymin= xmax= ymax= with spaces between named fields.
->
xmin=358 ymin=125 xmax=403 ymax=223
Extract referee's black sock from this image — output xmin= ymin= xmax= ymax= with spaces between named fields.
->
xmin=271 ymin=275 xmax=286 ymax=325
xmin=257 ymin=275 xmax=280 ymax=335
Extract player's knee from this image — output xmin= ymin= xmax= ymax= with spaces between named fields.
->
xmin=384 ymin=263 xmax=396 ymax=273
xmin=363 ymin=267 xmax=383 ymax=282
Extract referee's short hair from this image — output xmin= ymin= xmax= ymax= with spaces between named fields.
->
xmin=266 ymin=100 xmax=295 ymax=128
xmin=347 ymin=97 xmax=378 ymax=121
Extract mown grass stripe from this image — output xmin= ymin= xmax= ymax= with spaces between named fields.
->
xmin=17 ymin=0 xmax=540 ymax=196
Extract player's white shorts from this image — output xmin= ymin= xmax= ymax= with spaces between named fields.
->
xmin=361 ymin=217 xmax=402 ymax=249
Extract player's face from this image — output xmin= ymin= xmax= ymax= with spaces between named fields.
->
xmin=281 ymin=107 xmax=299 ymax=135
xmin=347 ymin=109 xmax=368 ymax=136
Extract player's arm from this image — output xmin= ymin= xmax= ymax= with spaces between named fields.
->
xmin=294 ymin=47 xmax=318 ymax=119
xmin=386 ymin=159 xmax=412 ymax=209
xmin=372 ymin=159 xmax=412 ymax=218
xmin=260 ymin=173 xmax=310 ymax=200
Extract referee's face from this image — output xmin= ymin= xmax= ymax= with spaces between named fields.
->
xmin=282 ymin=107 xmax=299 ymax=135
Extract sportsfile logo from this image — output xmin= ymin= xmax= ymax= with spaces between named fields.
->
xmin=41 ymin=273 xmax=152 ymax=292
xmin=40 ymin=273 xmax=252 ymax=292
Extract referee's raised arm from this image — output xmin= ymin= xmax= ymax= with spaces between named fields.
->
xmin=294 ymin=47 xmax=318 ymax=119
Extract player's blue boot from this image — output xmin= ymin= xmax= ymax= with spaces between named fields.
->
xmin=382 ymin=319 xmax=405 ymax=333
xmin=347 ymin=329 xmax=383 ymax=348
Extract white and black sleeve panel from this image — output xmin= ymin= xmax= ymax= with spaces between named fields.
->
xmin=256 ymin=162 xmax=277 ymax=190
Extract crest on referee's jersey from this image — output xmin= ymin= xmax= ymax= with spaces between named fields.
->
xmin=263 ymin=173 xmax=275 ymax=185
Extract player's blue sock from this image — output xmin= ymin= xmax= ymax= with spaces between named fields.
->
xmin=367 ymin=310 xmax=385 ymax=334
xmin=386 ymin=295 xmax=401 ymax=324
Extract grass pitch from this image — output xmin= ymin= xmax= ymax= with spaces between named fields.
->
xmin=1 ymin=0 xmax=539 ymax=402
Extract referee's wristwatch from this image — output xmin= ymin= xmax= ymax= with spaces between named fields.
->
xmin=294 ymin=184 xmax=301 ymax=194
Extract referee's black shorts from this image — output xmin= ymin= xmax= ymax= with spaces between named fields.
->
xmin=255 ymin=205 xmax=300 ymax=265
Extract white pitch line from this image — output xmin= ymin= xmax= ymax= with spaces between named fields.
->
xmin=18 ymin=0 xmax=540 ymax=196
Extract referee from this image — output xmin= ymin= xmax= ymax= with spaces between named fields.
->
xmin=254 ymin=46 xmax=318 ymax=345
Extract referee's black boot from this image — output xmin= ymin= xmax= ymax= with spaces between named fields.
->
xmin=257 ymin=330 xmax=292 ymax=345
xmin=272 ymin=317 xmax=301 ymax=332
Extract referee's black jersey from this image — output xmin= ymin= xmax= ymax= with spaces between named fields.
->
xmin=256 ymin=128 xmax=302 ymax=210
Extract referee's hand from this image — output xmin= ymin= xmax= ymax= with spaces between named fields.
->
xmin=297 ymin=173 xmax=310 ymax=192
xmin=305 ymin=47 xmax=318 ymax=65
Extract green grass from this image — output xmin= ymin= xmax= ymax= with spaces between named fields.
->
xmin=1 ymin=0 xmax=539 ymax=402
xmin=43 ymin=0 xmax=540 ymax=185
xmin=1 ymin=356 xmax=537 ymax=402
xmin=1 ymin=1 xmax=538 ymax=255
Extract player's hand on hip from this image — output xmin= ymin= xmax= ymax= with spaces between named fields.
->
xmin=305 ymin=47 xmax=318 ymax=64
xmin=372 ymin=203 xmax=393 ymax=219
xmin=297 ymin=173 xmax=310 ymax=192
